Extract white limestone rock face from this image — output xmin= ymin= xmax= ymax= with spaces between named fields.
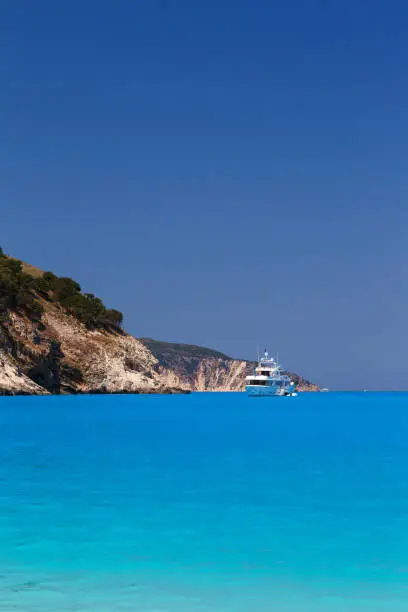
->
xmin=2 ymin=303 xmax=184 ymax=395
xmin=40 ymin=304 xmax=175 ymax=393
xmin=160 ymin=358 xmax=248 ymax=391
xmin=0 ymin=349 xmax=47 ymax=395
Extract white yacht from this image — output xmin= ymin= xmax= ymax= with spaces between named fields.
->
xmin=246 ymin=350 xmax=297 ymax=397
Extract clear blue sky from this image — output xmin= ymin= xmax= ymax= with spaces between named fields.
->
xmin=2 ymin=0 xmax=408 ymax=389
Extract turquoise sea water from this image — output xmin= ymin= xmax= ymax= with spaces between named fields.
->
xmin=0 ymin=391 xmax=407 ymax=611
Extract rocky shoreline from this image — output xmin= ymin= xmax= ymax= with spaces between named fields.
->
xmin=0 ymin=253 xmax=317 ymax=396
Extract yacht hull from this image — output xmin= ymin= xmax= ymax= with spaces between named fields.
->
xmin=246 ymin=385 xmax=289 ymax=397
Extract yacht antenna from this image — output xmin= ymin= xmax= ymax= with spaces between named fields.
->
xmin=257 ymin=343 xmax=260 ymax=362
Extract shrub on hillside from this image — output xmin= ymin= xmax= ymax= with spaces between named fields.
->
xmin=62 ymin=292 xmax=123 ymax=330
xmin=54 ymin=277 xmax=81 ymax=301
xmin=35 ymin=271 xmax=58 ymax=295
xmin=0 ymin=252 xmax=42 ymax=319
xmin=0 ymin=247 xmax=123 ymax=331
xmin=105 ymin=309 xmax=123 ymax=328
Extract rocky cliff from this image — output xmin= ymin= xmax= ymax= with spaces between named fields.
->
xmin=0 ymin=326 xmax=46 ymax=395
xmin=0 ymin=251 xmax=317 ymax=395
xmin=140 ymin=339 xmax=319 ymax=392
xmin=0 ymin=305 xmax=186 ymax=395
xmin=0 ymin=252 xmax=183 ymax=395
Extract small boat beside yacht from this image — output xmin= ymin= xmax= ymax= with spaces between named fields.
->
xmin=245 ymin=350 xmax=297 ymax=397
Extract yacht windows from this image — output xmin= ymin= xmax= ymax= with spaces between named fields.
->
xmin=248 ymin=379 xmax=267 ymax=386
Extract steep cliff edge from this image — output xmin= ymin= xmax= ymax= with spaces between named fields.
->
xmin=0 ymin=305 xmax=186 ymax=395
xmin=0 ymin=251 xmax=183 ymax=395
xmin=140 ymin=339 xmax=319 ymax=392
xmin=0 ymin=327 xmax=47 ymax=395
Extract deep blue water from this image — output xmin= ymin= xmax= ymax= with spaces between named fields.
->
xmin=0 ymin=391 xmax=407 ymax=611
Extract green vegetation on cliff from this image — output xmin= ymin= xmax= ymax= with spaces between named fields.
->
xmin=140 ymin=338 xmax=231 ymax=362
xmin=0 ymin=247 xmax=43 ymax=322
xmin=0 ymin=248 xmax=123 ymax=331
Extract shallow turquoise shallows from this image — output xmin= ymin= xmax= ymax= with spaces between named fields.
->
xmin=0 ymin=392 xmax=407 ymax=611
